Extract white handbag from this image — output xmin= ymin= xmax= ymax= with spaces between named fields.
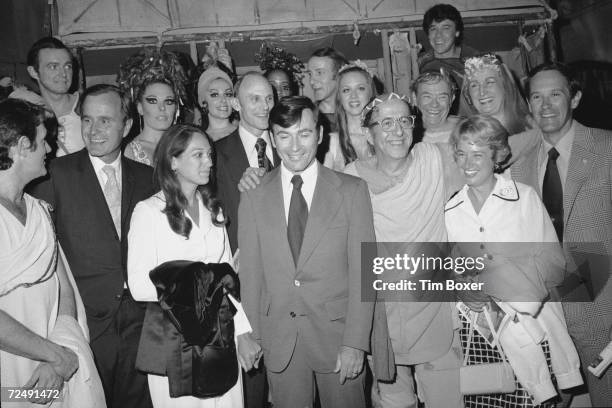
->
xmin=460 ymin=305 xmax=516 ymax=395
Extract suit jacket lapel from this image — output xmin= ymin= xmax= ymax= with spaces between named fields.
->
xmin=77 ymin=151 xmax=119 ymax=240
xmin=121 ymin=157 xmax=136 ymax=238
xmin=260 ymin=169 xmax=295 ymax=275
xmin=223 ymin=130 xmax=250 ymax=185
xmin=297 ymin=165 xmax=343 ymax=270
xmin=272 ymin=147 xmax=280 ymax=167
xmin=511 ymin=143 xmax=542 ymax=198
xmin=564 ymin=122 xmax=596 ymax=227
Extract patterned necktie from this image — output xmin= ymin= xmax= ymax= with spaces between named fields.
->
xmin=255 ymin=137 xmax=272 ymax=171
xmin=543 ymin=147 xmax=563 ymax=241
xmin=287 ymin=175 xmax=308 ymax=265
xmin=102 ymin=165 xmax=121 ymax=237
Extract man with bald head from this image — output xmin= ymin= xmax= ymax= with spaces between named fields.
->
xmin=215 ymin=72 xmax=278 ymax=408
xmin=216 ymin=72 xmax=279 ymax=253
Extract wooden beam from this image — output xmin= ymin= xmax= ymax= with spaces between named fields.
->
xmin=60 ymin=8 xmax=547 ymax=49
xmin=189 ymin=41 xmax=198 ymax=64
xmin=408 ymin=28 xmax=418 ymax=80
xmin=380 ymin=30 xmax=393 ymax=93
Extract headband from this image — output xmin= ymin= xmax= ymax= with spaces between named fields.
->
xmin=338 ymin=59 xmax=370 ymax=75
xmin=464 ymin=54 xmax=501 ymax=78
xmin=361 ymin=93 xmax=410 ymax=123
xmin=197 ymin=66 xmax=233 ymax=103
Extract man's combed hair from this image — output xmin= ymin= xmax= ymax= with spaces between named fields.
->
xmin=411 ymin=69 xmax=458 ymax=97
xmin=269 ymin=96 xmax=319 ymax=129
xmin=422 ymin=4 xmax=464 ymax=45
xmin=27 ymin=37 xmax=72 ymax=71
xmin=0 ymin=99 xmax=45 ymax=170
xmin=310 ymin=48 xmax=349 ymax=76
xmin=527 ymin=62 xmax=582 ymax=98
xmin=79 ymin=84 xmax=133 ymax=122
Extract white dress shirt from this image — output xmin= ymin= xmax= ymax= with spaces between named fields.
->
xmin=280 ymin=160 xmax=318 ymax=223
xmin=238 ymin=124 xmax=274 ymax=167
xmin=90 ymin=154 xmax=124 ymax=287
xmin=538 ymin=120 xmax=575 ymax=190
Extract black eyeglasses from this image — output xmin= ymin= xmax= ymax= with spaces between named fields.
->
xmin=369 ymin=116 xmax=416 ymax=131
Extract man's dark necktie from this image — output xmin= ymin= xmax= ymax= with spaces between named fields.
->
xmin=287 ymin=175 xmax=308 ymax=265
xmin=255 ymin=137 xmax=272 ymax=171
xmin=543 ymin=147 xmax=564 ymax=241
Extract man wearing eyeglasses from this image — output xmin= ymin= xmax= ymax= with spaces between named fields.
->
xmin=345 ymin=93 xmax=464 ymax=408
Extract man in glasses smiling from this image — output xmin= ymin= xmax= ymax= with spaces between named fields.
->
xmin=345 ymin=93 xmax=464 ymax=408
xmin=368 ymin=115 xmax=416 ymax=132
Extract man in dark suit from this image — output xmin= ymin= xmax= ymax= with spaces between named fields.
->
xmin=512 ymin=63 xmax=612 ymax=406
xmin=238 ymin=96 xmax=376 ymax=407
xmin=215 ymin=72 xmax=279 ymax=254
xmin=215 ymin=72 xmax=277 ymax=408
xmin=31 ymin=84 xmax=154 ymax=408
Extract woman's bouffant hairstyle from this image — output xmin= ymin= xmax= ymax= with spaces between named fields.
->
xmin=335 ymin=65 xmax=377 ymax=164
xmin=450 ymin=114 xmax=511 ymax=170
xmin=117 ymin=48 xmax=187 ymax=105
xmin=0 ymin=99 xmax=45 ymax=170
xmin=460 ymin=54 xmax=531 ymax=135
xmin=153 ymin=124 xmax=225 ymax=239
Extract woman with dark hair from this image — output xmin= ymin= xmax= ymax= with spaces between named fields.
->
xmin=118 ymin=49 xmax=187 ymax=166
xmin=256 ymin=43 xmax=304 ymax=100
xmin=265 ymin=69 xmax=296 ymax=99
xmin=324 ymin=61 xmax=376 ymax=171
xmin=128 ymin=124 xmax=255 ymax=407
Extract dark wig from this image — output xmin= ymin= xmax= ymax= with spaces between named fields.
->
xmin=0 ymin=99 xmax=45 ymax=170
xmin=153 ymin=124 xmax=225 ymax=239
xmin=117 ymin=48 xmax=187 ymax=106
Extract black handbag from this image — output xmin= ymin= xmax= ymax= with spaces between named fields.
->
xmin=149 ymin=260 xmax=240 ymax=398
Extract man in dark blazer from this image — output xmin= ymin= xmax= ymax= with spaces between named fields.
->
xmin=215 ymin=72 xmax=277 ymax=408
xmin=31 ymin=84 xmax=154 ymax=408
xmin=238 ymin=96 xmax=376 ymax=408
xmin=512 ymin=63 xmax=612 ymax=406
xmin=215 ymin=72 xmax=279 ymax=254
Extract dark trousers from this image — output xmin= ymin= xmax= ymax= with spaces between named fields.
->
xmin=244 ymin=360 xmax=268 ymax=408
xmin=90 ymin=293 xmax=153 ymax=408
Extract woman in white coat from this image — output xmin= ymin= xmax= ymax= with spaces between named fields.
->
xmin=444 ymin=115 xmax=582 ymax=407
xmin=128 ymin=124 xmax=259 ymax=408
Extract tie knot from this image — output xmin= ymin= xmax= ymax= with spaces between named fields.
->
xmin=255 ymin=137 xmax=267 ymax=153
xmin=548 ymin=147 xmax=560 ymax=161
xmin=291 ymin=175 xmax=303 ymax=189
xmin=102 ymin=165 xmax=116 ymax=178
